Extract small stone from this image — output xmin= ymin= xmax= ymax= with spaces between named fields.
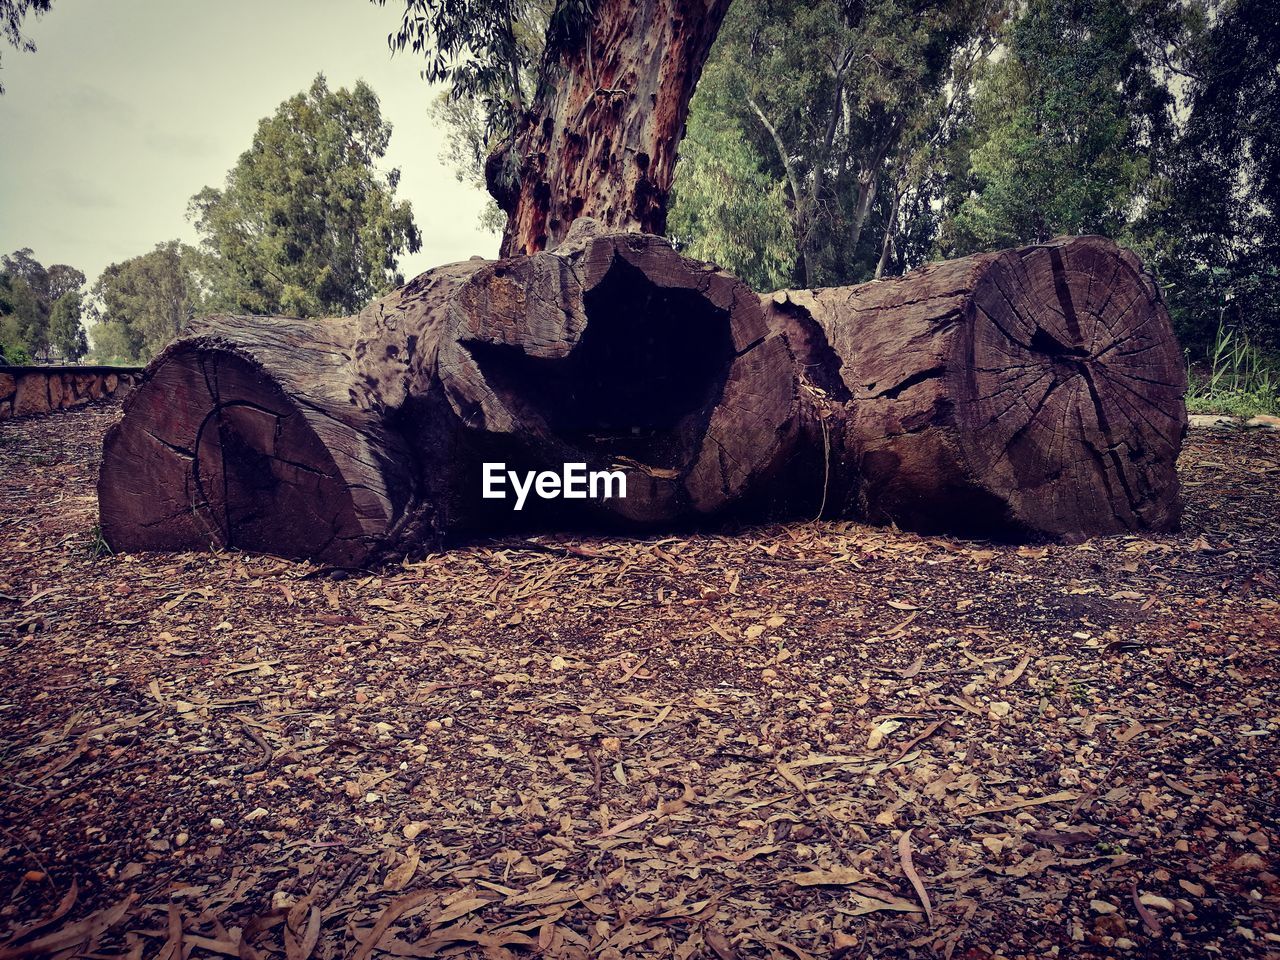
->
xmin=374 ymin=721 xmax=394 ymax=735
xmin=209 ymin=818 xmax=225 ymax=830
xmin=602 ymin=736 xmax=622 ymax=754
xmin=550 ymin=655 xmax=568 ymax=670
xmin=1140 ymin=894 xmax=1176 ymax=912
xmin=1231 ymin=852 xmax=1267 ymax=872
xmin=1094 ymin=914 xmax=1127 ymax=937
xmin=988 ymin=701 xmax=1011 ymax=720
xmin=244 ymin=807 xmax=269 ymax=822
xmin=1115 ymin=938 xmax=1136 ymax=950
xmin=355 ymin=691 xmax=369 ymax=704
xmin=761 ymin=668 xmax=778 ymax=681
xmin=175 ymin=832 xmax=189 ymax=848
xmin=403 ymin=821 xmax=428 ymax=840
xmin=1091 ymin=900 xmax=1118 ymax=915
xmin=424 ymin=720 xmax=443 ymax=733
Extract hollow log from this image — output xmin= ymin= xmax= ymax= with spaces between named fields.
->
xmin=99 ymin=226 xmax=800 ymax=561
xmin=764 ymin=236 xmax=1187 ymax=540
xmin=435 ymin=222 xmax=800 ymax=526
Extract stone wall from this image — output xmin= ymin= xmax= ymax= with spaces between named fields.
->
xmin=0 ymin=366 xmax=143 ymax=420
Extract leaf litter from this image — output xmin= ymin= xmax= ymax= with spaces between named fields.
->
xmin=0 ymin=404 xmax=1277 ymax=958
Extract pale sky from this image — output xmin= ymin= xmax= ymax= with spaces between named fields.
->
xmin=0 ymin=0 xmax=500 ymax=287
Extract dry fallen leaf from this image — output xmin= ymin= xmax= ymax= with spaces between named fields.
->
xmin=898 ymin=828 xmax=934 ymax=926
xmin=785 ymin=867 xmax=867 ymax=887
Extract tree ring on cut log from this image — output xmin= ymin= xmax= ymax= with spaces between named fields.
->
xmin=99 ymin=327 xmax=413 ymax=566
xmin=437 ymin=229 xmax=797 ymax=524
xmin=773 ymin=235 xmax=1186 ymax=540
xmin=949 ymin=238 xmax=1187 ymax=537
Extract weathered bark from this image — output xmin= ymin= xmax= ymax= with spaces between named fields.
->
xmin=436 ymin=221 xmax=800 ymax=525
xmin=98 ymin=262 xmax=487 ymax=566
xmin=99 ymin=228 xmax=800 ymax=561
xmin=493 ymin=0 xmax=732 ymax=256
xmin=764 ymin=236 xmax=1187 ymax=540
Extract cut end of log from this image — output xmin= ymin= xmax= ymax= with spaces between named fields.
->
xmin=949 ymin=238 xmax=1187 ymax=538
xmin=440 ymin=229 xmax=798 ymax=524
xmin=99 ymin=326 xmax=412 ymax=567
xmin=779 ymin=235 xmax=1187 ymax=541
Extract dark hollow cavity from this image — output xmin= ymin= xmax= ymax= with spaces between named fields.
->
xmin=466 ymin=257 xmax=736 ymax=469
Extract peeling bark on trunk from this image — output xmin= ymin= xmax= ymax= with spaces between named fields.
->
xmin=764 ymin=236 xmax=1188 ymax=540
xmin=493 ymin=0 xmax=732 ymax=256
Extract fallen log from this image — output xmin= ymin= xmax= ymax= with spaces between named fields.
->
xmin=764 ymin=236 xmax=1187 ymax=540
xmin=99 ymin=225 xmax=800 ymax=561
xmin=98 ymin=261 xmax=486 ymax=566
xmin=434 ymin=222 xmax=799 ymax=526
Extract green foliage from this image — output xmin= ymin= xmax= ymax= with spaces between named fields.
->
xmin=1185 ymin=323 xmax=1280 ymax=417
xmin=938 ymin=0 xmax=1159 ymax=254
xmin=670 ymin=0 xmax=1275 ymax=370
xmin=49 ymin=289 xmax=87 ymax=361
xmin=409 ymin=0 xmax=553 ymax=220
xmin=85 ymin=523 xmax=114 ymax=560
xmin=0 ymin=248 xmax=87 ymax=361
xmin=670 ymin=0 xmax=1000 ymax=288
xmin=667 ymin=65 xmax=795 ymax=292
xmin=189 ymin=75 xmax=421 ymax=318
xmin=88 ymin=241 xmax=205 ymax=363
xmin=0 ymin=273 xmax=43 ymax=360
xmin=375 ymin=0 xmax=555 ymax=140
xmin=428 ymin=91 xmax=510 ymax=235
xmin=1132 ymin=0 xmax=1280 ymax=359
xmin=0 ymin=0 xmax=51 ymax=94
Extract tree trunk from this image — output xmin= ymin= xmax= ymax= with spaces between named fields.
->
xmin=493 ymin=0 xmax=732 ymax=256
xmin=763 ymin=236 xmax=1187 ymax=540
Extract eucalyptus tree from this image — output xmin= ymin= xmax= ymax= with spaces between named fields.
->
xmin=190 ymin=75 xmax=421 ymax=318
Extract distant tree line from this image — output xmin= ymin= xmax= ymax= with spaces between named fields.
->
xmin=426 ymin=0 xmax=1277 ymax=365
xmin=669 ymin=0 xmax=1279 ymax=361
xmin=1 ymin=74 xmax=420 ymax=365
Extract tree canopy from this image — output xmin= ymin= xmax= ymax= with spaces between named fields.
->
xmin=189 ymin=74 xmax=421 ymax=318
xmin=0 ymin=0 xmax=51 ymax=93
xmin=663 ymin=0 xmax=1279 ymax=363
xmin=0 ymin=248 xmax=87 ymax=362
xmin=88 ymin=242 xmax=205 ymax=364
